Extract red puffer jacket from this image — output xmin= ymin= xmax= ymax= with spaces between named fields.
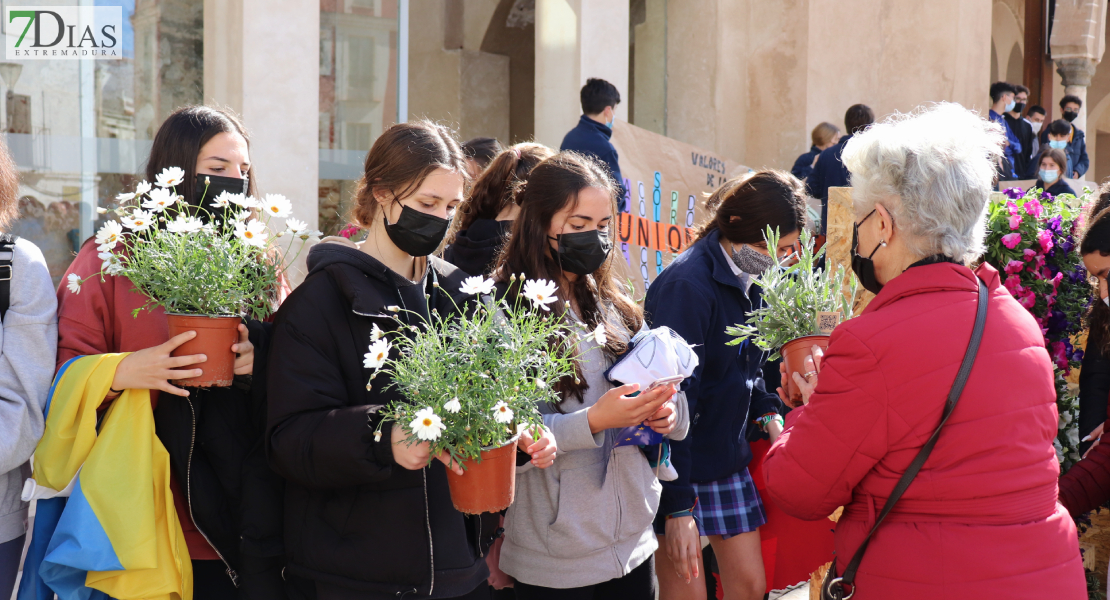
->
xmin=763 ymin=262 xmax=1085 ymax=600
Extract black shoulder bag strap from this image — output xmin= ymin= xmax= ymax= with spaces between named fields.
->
xmin=0 ymin=233 xmax=16 ymax=322
xmin=823 ymin=276 xmax=988 ymax=600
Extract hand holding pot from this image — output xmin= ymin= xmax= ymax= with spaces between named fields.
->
xmin=390 ymin=423 xmax=464 ymax=475
xmin=232 ymin=323 xmax=254 ymax=375
xmin=777 ymin=345 xmax=824 ymax=407
xmin=111 ymin=331 xmax=206 ymax=398
xmin=587 ymin=383 xmax=676 ymax=434
xmin=518 ymin=426 xmax=557 ymax=468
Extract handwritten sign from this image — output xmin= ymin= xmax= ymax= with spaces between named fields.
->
xmin=610 ymin=121 xmax=747 ymax=296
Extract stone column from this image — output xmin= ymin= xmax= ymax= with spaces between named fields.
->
xmin=1056 ymin=57 xmax=1099 ymax=131
xmin=533 ymin=0 xmax=629 ymax=148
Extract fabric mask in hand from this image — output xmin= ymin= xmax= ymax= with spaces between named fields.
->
xmin=384 ymin=205 xmax=452 ymax=257
xmin=550 ymin=229 xmax=612 ymax=275
xmin=729 ymin=243 xmax=774 ymax=275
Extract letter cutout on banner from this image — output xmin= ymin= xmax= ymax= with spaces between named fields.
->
xmin=652 ymin=172 xmax=662 ymax=222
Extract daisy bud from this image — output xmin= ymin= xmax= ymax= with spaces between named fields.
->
xmin=205 ymin=176 xmax=211 ymax=185
xmin=432 ymin=281 xmax=440 ymax=288
xmin=510 ymin=273 xmax=517 ymax=282
xmin=514 ymin=386 xmax=520 ymax=392
xmin=96 ymin=207 xmax=107 ymax=214
xmin=387 ymin=305 xmax=400 ymax=313
xmin=366 ymin=383 xmax=373 ymax=391
xmin=574 ymin=377 xmax=581 ymax=384
xmin=425 ymin=294 xmax=431 ymax=300
xmin=374 ymin=431 xmax=382 ymax=442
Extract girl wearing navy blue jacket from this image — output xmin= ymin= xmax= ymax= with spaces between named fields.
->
xmin=645 ymin=170 xmax=808 ymax=600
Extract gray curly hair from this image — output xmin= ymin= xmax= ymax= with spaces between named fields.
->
xmin=842 ymin=103 xmax=1004 ymax=263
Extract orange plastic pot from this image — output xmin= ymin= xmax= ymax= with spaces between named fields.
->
xmin=781 ymin=335 xmax=830 ymax=408
xmin=445 ymin=440 xmax=518 ymax=515
xmin=165 ymin=313 xmax=240 ymax=388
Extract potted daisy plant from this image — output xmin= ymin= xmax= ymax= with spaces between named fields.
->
xmin=66 ymin=167 xmax=319 ymax=387
xmin=369 ymin=275 xmax=577 ymax=514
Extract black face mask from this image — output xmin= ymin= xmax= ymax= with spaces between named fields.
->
xmin=850 ymin=209 xmax=885 ymax=295
xmin=384 ymin=205 xmax=451 ymax=257
xmin=550 ymin=229 xmax=612 ymax=275
xmin=194 ymin=173 xmax=249 ymax=224
xmin=1013 ymin=102 xmax=1026 ymax=114
xmin=1063 ymin=110 xmax=1079 ymax=123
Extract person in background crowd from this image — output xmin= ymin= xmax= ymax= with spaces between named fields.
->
xmin=1055 ymin=95 xmax=1089 ymax=179
xmin=496 ymin=151 xmax=686 ymax=600
xmin=764 ymin=103 xmax=1086 ymax=599
xmin=808 ymin=104 xmax=874 ymax=235
xmin=1045 ymin=119 xmax=1079 ymax=178
xmin=790 ymin=123 xmax=841 ymax=181
xmin=1061 ymin=188 xmax=1110 ymax=511
xmin=267 ymin=121 xmax=554 ymax=600
xmin=0 ymin=134 xmax=57 ymax=600
xmin=646 ymin=171 xmax=803 ymax=600
xmin=55 ymin=105 xmax=287 ymax=598
xmin=1024 ymin=105 xmax=1047 ymax=173
xmin=462 ymin=137 xmax=503 ymax=180
xmin=1004 ymin=85 xmax=1034 ymax=178
xmin=1033 ymin=148 xmax=1076 ymax=197
xmin=987 ymin=81 xmax=1021 ymax=180
xmin=444 ymin=143 xmax=555 ymax=277
xmin=561 ymin=78 xmax=626 ymax=197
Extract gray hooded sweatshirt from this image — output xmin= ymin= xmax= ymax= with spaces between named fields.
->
xmin=500 ymin=314 xmax=689 ymax=589
xmin=0 ymin=239 xmax=58 ymax=544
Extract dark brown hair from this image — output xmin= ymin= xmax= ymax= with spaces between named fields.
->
xmin=1036 ymin=148 xmax=1068 ymax=176
xmin=352 ymin=121 xmax=467 ymax=227
xmin=454 ymin=143 xmax=555 ymax=234
xmin=0 ymin=135 xmax=18 ymax=229
xmin=695 ymin=170 xmax=808 ymax=245
xmin=493 ymin=151 xmax=643 ymax=405
xmin=845 ymin=104 xmax=874 ymax=135
xmin=1082 ymin=184 xmax=1110 ymax=355
xmin=461 ymin=137 xmax=503 ymax=170
xmin=146 ymin=106 xmax=255 ymax=209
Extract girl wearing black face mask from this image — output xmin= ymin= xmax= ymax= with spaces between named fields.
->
xmin=55 ymin=105 xmax=287 ymax=599
xmin=493 ymin=152 xmax=687 ymax=600
xmin=268 ymin=121 xmax=554 ymax=600
xmin=444 ymin=143 xmax=555 ymax=277
xmin=644 ymin=170 xmax=810 ymax=600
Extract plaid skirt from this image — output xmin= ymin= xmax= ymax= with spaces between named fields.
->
xmin=655 ymin=468 xmax=767 ymax=540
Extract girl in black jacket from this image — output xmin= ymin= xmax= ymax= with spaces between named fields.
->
xmin=268 ymin=121 xmax=544 ymax=600
xmin=444 ymin=143 xmax=555 ymax=277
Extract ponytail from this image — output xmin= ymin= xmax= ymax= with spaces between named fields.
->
xmin=454 ymin=142 xmax=555 ymax=235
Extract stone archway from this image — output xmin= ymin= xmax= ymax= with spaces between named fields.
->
xmin=991 ymin=1 xmax=1024 ymax=84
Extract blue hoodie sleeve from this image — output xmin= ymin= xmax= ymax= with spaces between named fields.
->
xmin=1073 ymin=130 xmax=1089 ymax=177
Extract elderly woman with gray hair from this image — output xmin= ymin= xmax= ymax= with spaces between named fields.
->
xmin=762 ymin=104 xmax=1085 ymax=600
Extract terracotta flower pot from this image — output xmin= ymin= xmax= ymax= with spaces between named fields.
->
xmin=781 ymin=334 xmax=831 ymax=408
xmin=165 ymin=313 xmax=240 ymax=388
xmin=445 ymin=440 xmax=518 ymax=515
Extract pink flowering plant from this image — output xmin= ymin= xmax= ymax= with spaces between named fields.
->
xmin=985 ymin=186 xmax=1092 ymax=468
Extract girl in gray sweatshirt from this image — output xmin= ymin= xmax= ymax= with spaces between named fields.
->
xmin=491 ymin=152 xmax=688 ymax=599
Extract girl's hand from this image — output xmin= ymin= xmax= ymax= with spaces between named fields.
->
xmin=645 ymin=399 xmax=677 ymax=435
xmin=665 ymin=515 xmax=702 ymax=584
xmin=232 ymin=323 xmax=254 ymax=375
xmin=518 ymin=426 xmax=557 ymax=468
xmin=587 ymin=383 xmax=676 ymax=434
xmin=390 ymin=423 xmax=464 ymax=475
xmin=111 ymin=331 xmax=206 ymax=397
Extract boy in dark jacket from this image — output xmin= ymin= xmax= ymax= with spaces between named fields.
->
xmin=561 ymin=78 xmax=625 ymax=197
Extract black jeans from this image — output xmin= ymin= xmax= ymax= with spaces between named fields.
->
xmin=513 ymin=556 xmax=655 ymax=600
xmin=0 ymin=535 xmax=24 ymax=600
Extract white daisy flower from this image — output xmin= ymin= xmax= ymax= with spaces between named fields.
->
xmin=521 ymin=279 xmax=559 ymax=311
xmin=459 ymin=275 xmax=496 ymax=296
xmin=260 ymin=194 xmax=292 ymax=218
xmin=370 ymin=323 xmax=385 ymax=341
xmin=363 ymin=338 xmax=391 ymax=370
xmin=285 ymin=217 xmax=308 ymax=235
xmin=210 ymin=191 xmax=240 ymax=209
xmin=66 ymin=273 xmax=82 ymax=294
xmin=231 ymin=194 xmax=258 ymax=209
xmin=234 ymin=220 xmax=269 ymax=248
xmin=98 ymin=252 xmax=124 ymax=276
xmin=155 ymin=166 xmax=186 ymax=188
xmin=94 ymin=220 xmax=124 ymax=251
xmin=443 ymin=397 xmax=461 ymax=413
xmin=134 ymin=180 xmax=152 ymax=196
xmin=492 ymin=401 xmax=514 ymax=424
xmin=590 ymin=323 xmax=606 ymax=345
xmin=142 ymin=187 xmax=177 ymax=213
xmin=410 ymin=407 xmax=446 ymax=441
xmin=96 ymin=207 xmax=108 ymax=214
xmin=116 ymin=191 xmax=136 ymax=202
xmin=121 ymin=210 xmax=154 ymax=232
xmin=166 ymin=215 xmax=204 ymax=234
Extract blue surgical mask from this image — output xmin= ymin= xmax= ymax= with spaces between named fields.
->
xmin=1004 ymin=100 xmax=1016 ymax=113
xmin=1039 ymin=169 xmax=1059 ymax=183
xmin=605 ymin=119 xmax=613 ymax=129
xmin=1048 ymin=140 xmax=1068 ymax=150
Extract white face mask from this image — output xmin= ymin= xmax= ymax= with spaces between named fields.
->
xmin=1030 ymin=121 xmax=1043 ymax=134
